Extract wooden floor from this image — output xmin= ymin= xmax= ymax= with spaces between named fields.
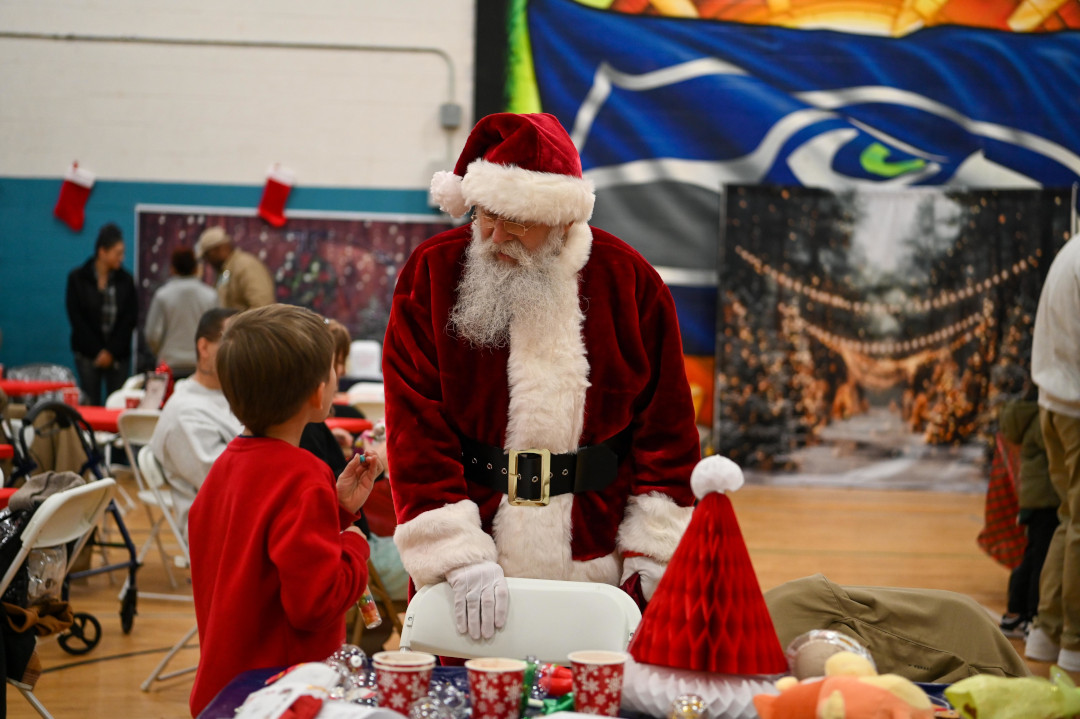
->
xmin=7 ymin=474 xmax=1054 ymax=718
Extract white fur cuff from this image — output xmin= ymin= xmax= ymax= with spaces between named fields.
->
xmin=393 ymin=500 xmax=498 ymax=588
xmin=616 ymin=493 xmax=693 ymax=562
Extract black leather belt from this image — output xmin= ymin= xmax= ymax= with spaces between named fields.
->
xmin=461 ymin=428 xmax=632 ymax=506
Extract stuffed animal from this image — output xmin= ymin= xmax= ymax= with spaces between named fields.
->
xmin=944 ymin=666 xmax=1080 ymax=719
xmin=753 ymin=651 xmax=934 ymax=719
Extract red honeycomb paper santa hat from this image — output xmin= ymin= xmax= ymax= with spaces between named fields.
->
xmin=430 ymin=112 xmax=594 ymax=225
xmin=628 ymin=455 xmax=788 ymax=675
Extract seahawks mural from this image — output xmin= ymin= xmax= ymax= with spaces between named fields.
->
xmin=505 ymin=0 xmax=1080 ymax=437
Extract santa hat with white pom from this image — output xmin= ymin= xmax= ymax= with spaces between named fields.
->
xmin=620 ymin=455 xmax=789 ymax=719
xmin=429 ymin=112 xmax=595 ymax=225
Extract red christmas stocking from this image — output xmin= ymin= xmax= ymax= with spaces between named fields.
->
xmin=54 ymin=163 xmax=95 ymax=231
xmin=258 ymin=164 xmax=295 ymax=227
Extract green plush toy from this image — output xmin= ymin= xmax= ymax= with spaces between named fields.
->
xmin=945 ymin=667 xmax=1080 ymax=719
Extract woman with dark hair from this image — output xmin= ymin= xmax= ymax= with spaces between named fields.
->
xmin=65 ymin=222 xmax=138 ymax=405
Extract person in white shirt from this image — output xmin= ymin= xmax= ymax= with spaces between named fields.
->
xmin=1025 ymin=234 xmax=1080 ymax=672
xmin=144 ymin=247 xmax=219 ymax=378
xmin=149 ymin=308 xmax=242 ymax=515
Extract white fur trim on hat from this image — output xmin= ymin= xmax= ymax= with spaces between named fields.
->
xmin=393 ymin=499 xmax=497 ymax=588
xmin=430 ymin=170 xmax=468 ymax=218
xmin=616 ymin=492 xmax=694 ymax=563
xmin=461 ymin=159 xmax=595 ymax=226
xmin=690 ymin=455 xmax=745 ymax=499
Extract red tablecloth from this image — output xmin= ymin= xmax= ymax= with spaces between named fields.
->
xmin=73 ymin=406 xmax=123 ymax=433
xmin=0 ymin=379 xmax=76 ymax=396
xmin=325 ymin=417 xmax=372 ymax=435
xmin=62 ymin=408 xmax=370 ymax=437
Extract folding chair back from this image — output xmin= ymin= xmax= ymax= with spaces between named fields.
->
xmin=136 ymin=445 xmax=189 ymax=560
xmin=0 ymin=479 xmax=117 ymax=594
xmin=399 ymin=577 xmax=641 ymax=665
xmin=0 ymin=479 xmax=116 ymax=718
xmin=135 ymin=445 xmax=198 ymax=691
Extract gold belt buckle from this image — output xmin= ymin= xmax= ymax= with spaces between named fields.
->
xmin=507 ymin=449 xmax=551 ymax=506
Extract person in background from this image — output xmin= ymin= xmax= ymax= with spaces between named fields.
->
xmin=187 ymin=304 xmax=382 ymax=716
xmin=65 ymin=222 xmax=138 ymax=405
xmin=299 ymin=319 xmax=408 ymax=609
xmin=144 ymin=247 xmax=219 ymax=379
xmin=382 ymin=113 xmax=699 ymax=641
xmin=1026 ymin=233 xmax=1080 ymax=672
xmin=194 ymin=226 xmax=275 ymax=310
xmin=301 ymin=319 xmax=365 ymax=478
xmin=149 ymin=307 xmax=241 ymax=520
xmin=998 ymin=393 xmax=1058 ymax=638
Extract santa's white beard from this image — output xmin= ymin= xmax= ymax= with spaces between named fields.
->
xmin=448 ymin=225 xmax=567 ymax=348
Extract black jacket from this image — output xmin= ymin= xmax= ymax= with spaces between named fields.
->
xmin=65 ymin=258 xmax=138 ymax=360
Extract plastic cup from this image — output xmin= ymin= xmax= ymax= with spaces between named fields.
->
xmin=567 ymin=650 xmax=628 ymax=716
xmin=465 ymin=657 xmax=527 ymax=719
xmin=371 ymin=650 xmax=435 ymax=711
xmin=62 ymin=387 xmax=80 ymax=406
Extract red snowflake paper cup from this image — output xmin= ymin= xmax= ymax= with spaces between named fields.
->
xmin=372 ymin=650 xmax=436 ymax=712
xmin=465 ymin=657 xmax=528 ymax=719
xmin=568 ymin=650 xmax=628 ymax=716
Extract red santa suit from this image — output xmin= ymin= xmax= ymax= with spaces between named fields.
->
xmin=383 ymin=112 xmax=699 ymax=590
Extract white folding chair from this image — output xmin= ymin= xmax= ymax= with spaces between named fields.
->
xmin=116 ymin=409 xmax=180 ymax=592
xmin=1 ymin=479 xmax=117 ymax=719
xmin=136 ymin=445 xmax=198 ymax=691
xmin=398 ymin=577 xmax=641 ymax=665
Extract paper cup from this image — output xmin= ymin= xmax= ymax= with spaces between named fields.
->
xmin=465 ymin=657 xmax=527 ymax=719
xmin=371 ymin=650 xmax=435 ymax=711
xmin=568 ymin=650 xmax=628 ymax=716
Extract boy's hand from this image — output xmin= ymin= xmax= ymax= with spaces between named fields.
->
xmin=337 ymin=450 xmax=382 ymax=515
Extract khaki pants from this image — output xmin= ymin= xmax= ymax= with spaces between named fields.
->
xmin=765 ymin=574 xmax=1029 ymax=683
xmin=1035 ymin=409 xmax=1080 ymax=651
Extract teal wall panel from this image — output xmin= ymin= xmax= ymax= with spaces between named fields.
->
xmin=0 ymin=177 xmax=434 ymax=372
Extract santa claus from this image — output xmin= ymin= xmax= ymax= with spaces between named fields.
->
xmin=383 ymin=112 xmax=700 ymax=640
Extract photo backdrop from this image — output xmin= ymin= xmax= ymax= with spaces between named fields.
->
xmin=135 ymin=206 xmax=453 ymax=353
xmin=714 ymin=186 xmax=1074 ymax=490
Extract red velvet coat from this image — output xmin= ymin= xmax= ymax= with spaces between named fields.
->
xmin=383 ymin=222 xmax=698 ymax=588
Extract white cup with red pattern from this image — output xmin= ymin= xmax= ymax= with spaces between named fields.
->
xmin=371 ymin=650 xmax=436 ymax=712
xmin=567 ymin=650 xmax=628 ymax=716
xmin=464 ymin=657 xmax=527 ymax=719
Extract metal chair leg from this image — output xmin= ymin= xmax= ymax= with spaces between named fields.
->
xmin=141 ymin=624 xmax=198 ymax=691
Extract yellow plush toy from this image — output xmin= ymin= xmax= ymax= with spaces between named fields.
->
xmin=753 ymin=651 xmax=935 ymax=719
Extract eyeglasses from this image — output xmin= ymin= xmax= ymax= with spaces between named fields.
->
xmin=473 ymin=208 xmax=536 ymax=238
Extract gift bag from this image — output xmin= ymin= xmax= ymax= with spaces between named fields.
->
xmin=976 ymin=433 xmax=1026 ymax=569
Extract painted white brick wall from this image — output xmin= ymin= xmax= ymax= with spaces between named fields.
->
xmin=0 ymin=0 xmax=475 ymax=188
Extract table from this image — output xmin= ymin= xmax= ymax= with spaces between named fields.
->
xmin=200 ymin=667 xmax=469 ymax=719
xmin=0 ymin=379 xmax=76 ymax=396
xmin=73 ymin=405 xmax=123 ymax=433
xmin=325 ymin=417 xmax=373 ymax=435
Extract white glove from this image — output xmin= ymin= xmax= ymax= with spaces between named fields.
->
xmin=445 ymin=561 xmax=509 ymax=640
xmin=620 ymin=555 xmax=666 ymax=600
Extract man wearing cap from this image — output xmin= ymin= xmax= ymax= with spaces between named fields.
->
xmin=195 ymin=226 xmax=275 ymax=311
xmin=383 ymin=112 xmax=699 ymax=641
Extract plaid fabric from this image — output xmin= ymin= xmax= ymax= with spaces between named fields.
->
xmin=977 ymin=433 xmax=1027 ymax=569
xmin=100 ymin=280 xmax=117 ymax=340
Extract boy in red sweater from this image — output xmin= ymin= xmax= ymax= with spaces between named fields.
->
xmin=187 ymin=304 xmax=383 ymax=716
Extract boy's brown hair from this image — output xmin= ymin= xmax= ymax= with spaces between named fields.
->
xmin=217 ymin=304 xmax=335 ymax=436
xmin=326 ymin=319 xmax=351 ymax=371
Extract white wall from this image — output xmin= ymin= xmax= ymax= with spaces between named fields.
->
xmin=0 ymin=0 xmax=475 ymax=188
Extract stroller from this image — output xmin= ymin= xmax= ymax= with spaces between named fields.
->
xmin=6 ymin=401 xmax=141 ymax=654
